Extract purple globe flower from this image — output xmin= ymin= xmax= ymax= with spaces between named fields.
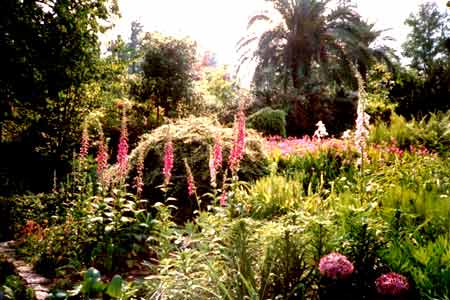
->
xmin=319 ymin=252 xmax=354 ymax=280
xmin=375 ymin=272 xmax=410 ymax=296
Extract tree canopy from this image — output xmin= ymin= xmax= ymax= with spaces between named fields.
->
xmin=238 ymin=0 xmax=396 ymax=92
xmin=139 ymin=33 xmax=197 ymax=119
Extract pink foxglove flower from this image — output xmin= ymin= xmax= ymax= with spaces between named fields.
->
xmin=319 ymin=252 xmax=354 ymax=280
xmin=117 ymin=107 xmax=129 ymax=179
xmin=228 ymin=108 xmax=246 ymax=175
xmin=162 ymin=134 xmax=174 ymax=186
xmin=96 ymin=130 xmax=109 ymax=180
xmin=80 ymin=124 xmax=90 ymax=160
xmin=184 ymin=159 xmax=196 ymax=196
xmin=375 ymin=272 xmax=409 ymax=296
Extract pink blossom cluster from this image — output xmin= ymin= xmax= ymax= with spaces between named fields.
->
xmin=96 ymin=131 xmax=109 ymax=179
xmin=228 ymin=109 xmax=246 ymax=175
xmin=117 ymin=108 xmax=129 ymax=179
xmin=319 ymin=252 xmax=354 ymax=280
xmin=265 ymin=136 xmax=353 ymax=158
xmin=375 ymin=272 xmax=409 ymax=296
xmin=372 ymin=139 xmax=432 ymax=158
xmin=162 ymin=137 xmax=174 ymax=185
xmin=80 ymin=125 xmax=90 ymax=160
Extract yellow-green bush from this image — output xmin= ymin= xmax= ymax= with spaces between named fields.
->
xmin=247 ymin=107 xmax=287 ymax=137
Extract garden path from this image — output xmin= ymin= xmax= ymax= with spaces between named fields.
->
xmin=0 ymin=240 xmax=51 ymax=300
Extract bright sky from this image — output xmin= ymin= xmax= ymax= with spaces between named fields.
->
xmin=105 ymin=0 xmax=448 ymax=67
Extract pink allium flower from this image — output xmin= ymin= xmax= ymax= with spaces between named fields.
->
xmin=184 ymin=159 xmax=196 ymax=196
xmin=162 ymin=135 xmax=174 ymax=186
xmin=319 ymin=252 xmax=354 ymax=280
xmin=134 ymin=146 xmax=145 ymax=197
xmin=375 ymin=272 xmax=409 ymax=296
xmin=96 ymin=131 xmax=109 ymax=179
xmin=80 ymin=124 xmax=90 ymax=160
xmin=117 ymin=108 xmax=129 ymax=178
xmin=228 ymin=108 xmax=246 ymax=174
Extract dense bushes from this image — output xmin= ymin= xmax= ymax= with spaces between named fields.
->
xmin=247 ymin=107 xmax=287 ymax=137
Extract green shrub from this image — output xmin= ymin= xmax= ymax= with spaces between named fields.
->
xmin=126 ymin=116 xmax=269 ymax=220
xmin=247 ymin=107 xmax=287 ymax=137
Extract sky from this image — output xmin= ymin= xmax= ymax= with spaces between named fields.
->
xmin=104 ymin=0 xmax=448 ymax=69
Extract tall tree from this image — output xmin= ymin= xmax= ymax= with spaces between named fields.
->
xmin=0 ymin=0 xmax=119 ymax=191
xmin=238 ymin=0 xmax=394 ymax=92
xmin=140 ymin=33 xmax=197 ymax=120
xmin=402 ymin=2 xmax=450 ymax=75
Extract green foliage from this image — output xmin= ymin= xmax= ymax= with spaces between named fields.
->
xmin=259 ymin=230 xmax=314 ymax=300
xmin=139 ymin=33 xmax=197 ymax=119
xmin=195 ymin=66 xmax=239 ymax=109
xmin=243 ymin=175 xmax=304 ymax=219
xmin=370 ymin=111 xmax=450 ymax=155
xmin=381 ymin=235 xmax=450 ymax=299
xmin=402 ymin=1 xmax=450 ymax=75
xmin=276 ymin=148 xmax=357 ymax=194
xmin=365 ymin=64 xmax=397 ymax=122
xmin=0 ymin=0 xmax=119 ymax=160
xmin=239 ymin=0 xmax=395 ymax=92
xmin=247 ymin=107 xmax=287 ymax=137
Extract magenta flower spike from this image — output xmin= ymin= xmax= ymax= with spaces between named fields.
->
xmin=162 ymin=134 xmax=174 ymax=186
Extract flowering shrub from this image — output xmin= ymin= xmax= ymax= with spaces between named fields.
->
xmin=319 ymin=252 xmax=354 ymax=280
xmin=375 ymin=272 xmax=410 ymax=296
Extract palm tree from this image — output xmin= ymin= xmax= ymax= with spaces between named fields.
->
xmin=238 ymin=0 xmax=395 ymax=92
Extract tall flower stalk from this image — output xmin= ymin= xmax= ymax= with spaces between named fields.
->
xmin=209 ymin=134 xmax=223 ymax=188
xmin=79 ymin=123 xmax=90 ymax=161
xmin=228 ymin=106 xmax=246 ymax=176
xmin=353 ymin=66 xmax=370 ymax=203
xmin=96 ymin=126 xmax=109 ymax=188
xmin=117 ymin=106 xmax=129 ymax=181
xmin=162 ymin=130 xmax=174 ymax=186
xmin=134 ymin=145 xmax=146 ymax=198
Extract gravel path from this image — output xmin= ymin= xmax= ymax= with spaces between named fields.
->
xmin=0 ymin=240 xmax=51 ymax=300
